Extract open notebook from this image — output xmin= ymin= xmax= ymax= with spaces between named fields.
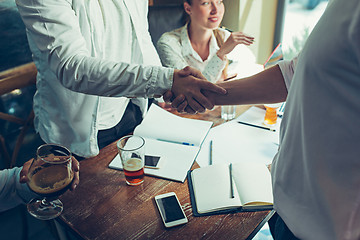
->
xmin=109 ymin=104 xmax=213 ymax=182
xmin=188 ymin=162 xmax=273 ymax=216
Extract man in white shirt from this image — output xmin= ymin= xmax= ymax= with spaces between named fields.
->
xmin=15 ymin=0 xmax=226 ymax=158
xmin=170 ymin=0 xmax=360 ymax=239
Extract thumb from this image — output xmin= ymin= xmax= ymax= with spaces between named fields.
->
xmin=177 ymin=66 xmax=192 ymax=77
xmin=200 ymin=81 xmax=227 ymax=95
xmin=185 ymin=66 xmax=207 ymax=80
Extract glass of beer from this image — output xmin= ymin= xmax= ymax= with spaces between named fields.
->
xmin=27 ymin=144 xmax=74 ymax=220
xmin=263 ymin=103 xmax=282 ymax=126
xmin=117 ymin=135 xmax=145 ymax=186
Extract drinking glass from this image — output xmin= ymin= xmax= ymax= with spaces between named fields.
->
xmin=117 ymin=135 xmax=145 ymax=186
xmin=27 ymin=144 xmax=74 ymax=220
xmin=221 ymin=105 xmax=236 ymax=121
xmin=263 ymin=103 xmax=282 ymax=126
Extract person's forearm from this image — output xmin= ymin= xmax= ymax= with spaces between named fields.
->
xmin=210 ymin=65 xmax=287 ymax=105
xmin=0 ymin=167 xmax=35 ymax=212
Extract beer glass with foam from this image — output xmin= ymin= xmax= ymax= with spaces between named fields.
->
xmin=27 ymin=144 xmax=74 ymax=220
xmin=117 ymin=135 xmax=145 ymax=186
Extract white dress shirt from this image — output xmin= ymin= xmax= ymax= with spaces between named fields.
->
xmin=157 ymin=24 xmax=258 ymax=83
xmin=275 ymin=0 xmax=360 ymax=239
xmin=16 ymin=0 xmax=174 ymax=157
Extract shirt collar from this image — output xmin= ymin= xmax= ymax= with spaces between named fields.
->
xmin=180 ymin=23 xmax=220 ymax=62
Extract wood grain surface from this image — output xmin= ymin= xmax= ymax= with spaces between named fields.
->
xmin=59 ymin=105 xmax=271 ymax=240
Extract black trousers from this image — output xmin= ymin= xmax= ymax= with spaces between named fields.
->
xmin=268 ymin=212 xmax=300 ymax=240
xmin=97 ymin=101 xmax=143 ymax=150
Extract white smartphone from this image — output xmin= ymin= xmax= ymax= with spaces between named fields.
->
xmin=154 ymin=192 xmax=188 ymax=228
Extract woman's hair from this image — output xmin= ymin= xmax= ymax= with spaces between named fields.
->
xmin=184 ymin=0 xmax=229 ymax=79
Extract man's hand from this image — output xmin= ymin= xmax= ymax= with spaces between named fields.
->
xmin=20 ymin=156 xmax=80 ymax=191
xmin=171 ymin=66 xmax=226 ymax=113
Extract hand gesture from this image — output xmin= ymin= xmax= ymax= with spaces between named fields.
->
xmin=217 ymin=32 xmax=254 ymax=60
xmin=170 ymin=66 xmax=226 ymax=113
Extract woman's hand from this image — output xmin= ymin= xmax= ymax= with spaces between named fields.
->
xmin=217 ymin=32 xmax=254 ymax=60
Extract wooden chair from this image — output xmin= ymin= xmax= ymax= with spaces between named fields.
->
xmin=0 ymin=62 xmax=37 ymax=168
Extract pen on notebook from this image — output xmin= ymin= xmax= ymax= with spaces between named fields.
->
xmin=237 ymin=121 xmax=276 ymax=132
xmin=157 ymin=139 xmax=195 ymax=146
xmin=229 ymin=163 xmax=234 ymax=198
xmin=277 ymin=102 xmax=286 ymax=118
xmin=209 ymin=140 xmax=213 ymax=165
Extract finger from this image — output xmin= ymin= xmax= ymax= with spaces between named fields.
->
xmin=72 ymin=157 xmax=80 ymax=172
xmin=20 ymin=159 xmax=32 ymax=183
xmin=234 ymin=38 xmax=253 ymax=45
xmin=201 ymin=81 xmax=227 ymax=95
xmin=191 ymin=94 xmax=213 ymax=111
xmin=243 ymin=34 xmax=254 ymax=40
xmin=19 ymin=174 xmax=29 ymax=183
xmin=176 ymin=100 xmax=188 ymax=113
xmin=184 ymin=105 xmax=196 ymax=114
xmin=223 ymin=74 xmax=237 ymax=81
xmin=71 ymin=171 xmax=80 ymax=191
xmin=233 ymin=34 xmax=254 ymax=42
xmin=70 ymin=157 xmax=80 ymax=190
xmin=20 ymin=168 xmax=27 ymax=182
xmin=178 ymin=66 xmax=192 ymax=77
xmin=242 ymin=36 xmax=255 ymax=42
xmin=162 ymin=90 xmax=173 ymax=103
xmin=187 ymin=97 xmax=206 ymax=113
xmin=184 ymin=66 xmax=207 ymax=80
xmin=234 ymin=32 xmax=254 ymax=40
xmin=171 ymin=94 xmax=186 ymax=108
xmin=243 ymin=39 xmax=255 ymax=45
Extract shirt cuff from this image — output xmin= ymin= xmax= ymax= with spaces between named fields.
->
xmin=204 ymin=54 xmax=227 ymax=83
xmin=16 ymin=167 xmax=38 ymax=204
xmin=146 ymin=66 xmax=173 ymax=97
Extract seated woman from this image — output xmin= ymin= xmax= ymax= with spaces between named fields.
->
xmin=157 ymin=0 xmax=258 ymax=83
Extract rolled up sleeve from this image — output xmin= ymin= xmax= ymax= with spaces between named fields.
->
xmin=277 ymin=56 xmax=298 ymax=90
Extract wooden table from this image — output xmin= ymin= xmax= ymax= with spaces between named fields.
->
xmin=58 ymin=106 xmax=273 ymax=240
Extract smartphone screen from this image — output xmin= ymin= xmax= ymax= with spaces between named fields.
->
xmin=156 ymin=195 xmax=186 ymax=223
xmin=145 ymin=155 xmax=160 ymax=168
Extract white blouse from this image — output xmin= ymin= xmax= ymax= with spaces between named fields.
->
xmin=157 ymin=24 xmax=258 ymax=83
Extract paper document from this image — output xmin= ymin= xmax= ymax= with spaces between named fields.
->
xmin=195 ymin=107 xmax=280 ymax=168
xmin=109 ymin=104 xmax=213 ymax=182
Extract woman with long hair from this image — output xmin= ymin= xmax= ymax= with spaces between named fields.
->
xmin=157 ymin=0 xmax=257 ymax=83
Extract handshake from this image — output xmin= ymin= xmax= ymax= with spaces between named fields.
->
xmin=162 ymin=66 xmax=227 ymax=114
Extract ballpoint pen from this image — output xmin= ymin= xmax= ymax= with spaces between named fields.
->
xmin=209 ymin=140 xmax=213 ymax=165
xmin=229 ymin=163 xmax=234 ymax=198
xmin=221 ymin=26 xmax=233 ymax=32
xmin=157 ymin=138 xmax=195 ymax=146
xmin=237 ymin=121 xmax=276 ymax=132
